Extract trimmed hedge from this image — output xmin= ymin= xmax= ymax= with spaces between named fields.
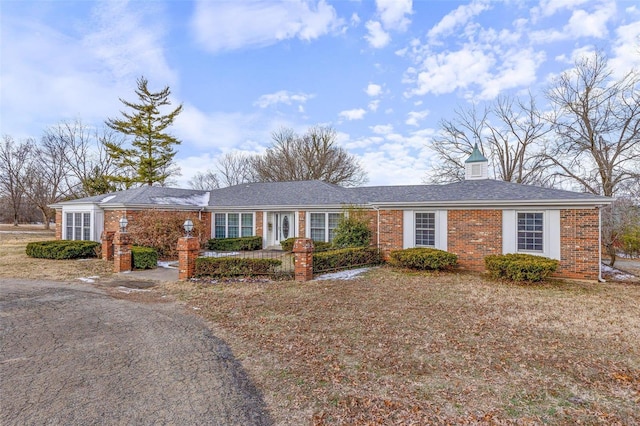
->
xmin=206 ymin=236 xmax=262 ymax=251
xmin=485 ymin=253 xmax=559 ymax=282
xmin=131 ymin=246 xmax=158 ymax=270
xmin=26 ymin=240 xmax=100 ymax=260
xmin=281 ymin=237 xmax=332 ymax=252
xmin=389 ymin=247 xmax=458 ymax=271
xmin=195 ymin=257 xmax=281 ymax=277
xmin=313 ymin=246 xmax=383 ymax=273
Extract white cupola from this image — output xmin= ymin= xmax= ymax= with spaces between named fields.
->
xmin=464 ymin=143 xmax=489 ymax=180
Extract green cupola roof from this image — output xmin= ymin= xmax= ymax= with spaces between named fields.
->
xmin=465 ymin=143 xmax=488 ymax=163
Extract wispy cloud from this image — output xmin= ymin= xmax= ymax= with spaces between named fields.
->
xmin=191 ymin=0 xmax=343 ymax=53
xmin=339 ymin=108 xmax=367 ymax=120
xmin=254 ymin=90 xmax=315 ymax=108
xmin=364 ymin=0 xmax=413 ymax=48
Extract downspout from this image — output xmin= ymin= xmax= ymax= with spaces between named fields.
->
xmin=371 ymin=204 xmax=380 ymax=247
xmin=598 ymin=206 xmax=605 ymax=283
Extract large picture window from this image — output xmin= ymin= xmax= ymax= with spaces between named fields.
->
xmin=415 ymin=212 xmax=435 ymax=246
xmin=65 ymin=212 xmax=91 ymax=241
xmin=517 ymin=212 xmax=543 ymax=252
xmin=215 ymin=213 xmax=253 ymax=238
xmin=309 ymin=212 xmax=342 ymax=242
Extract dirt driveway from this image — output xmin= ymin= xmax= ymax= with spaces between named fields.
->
xmin=0 ymin=278 xmax=272 ymax=426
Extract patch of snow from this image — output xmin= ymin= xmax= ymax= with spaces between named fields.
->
xmin=77 ymin=276 xmax=99 ymax=283
xmin=100 ymin=195 xmax=117 ymax=203
xmin=315 ymin=267 xmax=372 ymax=281
xmin=151 ymin=192 xmax=209 ymax=206
xmin=117 ymin=286 xmax=152 ymax=294
xmin=157 ymin=261 xmax=178 ymax=269
xmin=601 ymin=263 xmax=636 ymax=280
xmin=192 ymin=306 xmax=201 ymax=311
xmin=202 ymin=251 xmax=240 ymax=258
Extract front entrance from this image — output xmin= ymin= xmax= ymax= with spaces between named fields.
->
xmin=272 ymin=212 xmax=295 ymax=247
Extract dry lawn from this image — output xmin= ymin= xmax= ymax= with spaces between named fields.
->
xmin=169 ymin=269 xmax=640 ymax=425
xmin=0 ymin=224 xmax=113 ymax=280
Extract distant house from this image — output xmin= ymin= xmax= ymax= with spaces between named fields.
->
xmin=51 ymin=147 xmax=610 ymax=280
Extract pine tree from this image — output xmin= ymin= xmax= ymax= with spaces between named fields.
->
xmin=105 ymin=76 xmax=183 ymax=186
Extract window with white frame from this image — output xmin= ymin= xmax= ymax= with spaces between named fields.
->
xmin=214 ymin=213 xmax=253 ymax=238
xmin=65 ymin=212 xmax=91 ymax=240
xmin=517 ymin=212 xmax=543 ymax=252
xmin=415 ymin=212 xmax=435 ymax=246
xmin=309 ymin=212 xmax=342 ymax=242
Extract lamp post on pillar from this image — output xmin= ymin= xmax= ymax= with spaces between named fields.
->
xmin=178 ymin=218 xmax=199 ymax=280
xmin=113 ymin=215 xmax=132 ymax=273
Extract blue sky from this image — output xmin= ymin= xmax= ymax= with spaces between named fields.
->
xmin=1 ymin=0 xmax=639 ymax=187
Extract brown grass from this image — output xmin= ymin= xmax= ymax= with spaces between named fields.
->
xmin=168 ymin=269 xmax=640 ymax=425
xmin=0 ymin=224 xmax=113 ymax=280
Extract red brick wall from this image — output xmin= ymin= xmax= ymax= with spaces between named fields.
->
xmin=448 ymin=210 xmax=502 ymax=271
xmin=255 ymin=211 xmax=264 ymax=243
xmin=298 ymin=211 xmax=306 ymax=238
xmin=55 ymin=209 xmax=62 ymax=240
xmin=558 ymin=208 xmax=600 ymax=280
xmin=378 ymin=210 xmax=403 ymax=258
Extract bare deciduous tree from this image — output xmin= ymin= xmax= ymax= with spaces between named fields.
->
xmin=216 ymin=152 xmax=257 ymax=187
xmin=602 ymin=197 xmax=640 ymax=266
xmin=543 ymin=51 xmax=640 ymax=197
xmin=253 ymin=126 xmax=367 ymax=187
xmin=425 ymin=96 xmax=552 ymax=185
xmin=0 ymin=135 xmax=33 ymax=225
xmin=188 ymin=170 xmax=220 ymax=190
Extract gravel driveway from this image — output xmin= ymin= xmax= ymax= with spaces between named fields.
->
xmin=0 ymin=278 xmax=272 ymax=425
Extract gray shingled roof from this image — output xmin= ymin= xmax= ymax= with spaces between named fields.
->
xmin=55 ymin=179 xmax=610 ymax=209
xmin=208 ymin=181 xmax=356 ymax=207
xmin=56 ymin=186 xmax=210 ymax=207
xmin=350 ymin=179 xmax=610 ymax=204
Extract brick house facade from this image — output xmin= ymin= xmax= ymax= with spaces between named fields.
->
xmin=51 ymin=151 xmax=609 ymax=281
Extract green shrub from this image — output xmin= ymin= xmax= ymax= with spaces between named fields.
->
xmin=131 ymin=246 xmax=158 ymax=270
xmin=389 ymin=247 xmax=457 ymax=271
xmin=485 ymin=253 xmax=559 ymax=282
xmin=313 ymin=247 xmax=383 ymax=273
xmin=621 ymin=226 xmax=640 ymax=257
xmin=195 ymin=257 xmax=281 ymax=277
xmin=206 ymin=236 xmax=262 ymax=251
xmin=332 ymin=211 xmax=371 ymax=248
xmin=26 ymin=240 xmax=100 ymax=260
xmin=281 ymin=238 xmax=332 ymax=252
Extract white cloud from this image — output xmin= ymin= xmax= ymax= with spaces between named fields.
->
xmin=564 ymin=2 xmax=616 ymax=39
xmin=532 ymin=0 xmax=589 ymax=18
xmin=376 ymin=0 xmax=413 ymax=32
xmin=405 ymin=109 xmax=430 ymax=126
xmin=191 ymin=0 xmax=343 ymax=53
xmin=478 ymin=49 xmax=545 ymax=99
xmin=339 ymin=108 xmax=367 ymax=120
xmin=365 ymin=83 xmax=382 ymax=97
xmin=351 ymin=13 xmax=361 ymax=26
xmin=364 ymin=20 xmax=390 ymax=48
xmin=371 ymin=124 xmax=393 ymax=134
xmin=368 ymin=100 xmax=380 ymax=112
xmin=609 ymin=20 xmax=640 ymax=78
xmin=427 ymin=0 xmax=490 ymax=42
xmin=253 ymin=90 xmax=315 ymax=108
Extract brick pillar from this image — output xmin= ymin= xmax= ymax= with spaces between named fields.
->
xmin=113 ymin=231 xmax=132 ymax=273
xmin=177 ymin=237 xmax=200 ymax=280
xmin=101 ymin=231 xmax=115 ymax=261
xmin=293 ymin=238 xmax=314 ymax=282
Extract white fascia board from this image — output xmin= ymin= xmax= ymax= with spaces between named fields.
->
xmin=205 ymin=204 xmax=351 ymax=211
xmin=101 ymin=204 xmax=205 ymax=211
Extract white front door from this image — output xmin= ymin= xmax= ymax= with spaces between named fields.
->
xmin=273 ymin=212 xmax=294 ymax=246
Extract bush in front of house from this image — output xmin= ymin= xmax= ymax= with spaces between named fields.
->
xmin=131 ymin=246 xmax=158 ymax=270
xmin=331 ymin=211 xmax=372 ymax=249
xmin=484 ymin=253 xmax=559 ymax=282
xmin=206 ymin=236 xmax=262 ymax=251
xmin=389 ymin=247 xmax=458 ymax=271
xmin=312 ymin=246 xmax=383 ymax=273
xmin=195 ymin=257 xmax=281 ymax=277
xmin=281 ymin=238 xmax=332 ymax=253
xmin=127 ymin=210 xmax=206 ymax=259
xmin=26 ymin=240 xmax=100 ymax=260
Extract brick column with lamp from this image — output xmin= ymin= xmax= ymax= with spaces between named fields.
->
xmin=101 ymin=231 xmax=115 ymax=261
xmin=177 ymin=218 xmax=200 ymax=280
